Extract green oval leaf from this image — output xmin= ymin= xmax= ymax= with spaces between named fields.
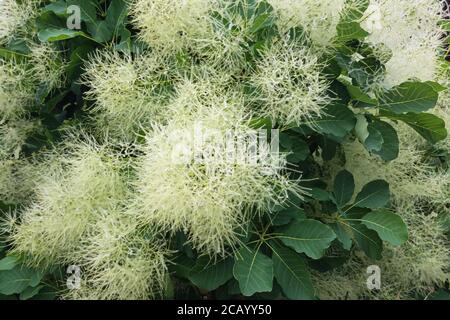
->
xmin=276 ymin=220 xmax=337 ymax=260
xmin=351 ymin=223 xmax=383 ymax=260
xmin=333 ymin=170 xmax=355 ymax=207
xmin=360 ymin=210 xmax=408 ymax=246
xmin=188 ymin=257 xmax=234 ymax=291
xmin=380 ymin=110 xmax=448 ymax=144
xmin=269 ymin=242 xmax=314 ymax=300
xmin=379 ymin=82 xmax=438 ymax=114
xmin=0 ymin=267 xmax=41 ymax=295
xmin=0 ymin=256 xmax=19 ymax=271
xmin=315 ymin=103 xmax=357 ymax=138
xmin=233 ymin=246 xmax=273 ymax=296
xmin=38 ymin=28 xmax=88 ymax=42
xmin=365 ymin=120 xmax=399 ymax=161
xmin=354 ymin=180 xmax=390 ymax=209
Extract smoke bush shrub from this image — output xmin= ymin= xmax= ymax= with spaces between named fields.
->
xmin=0 ymin=0 xmax=449 ymax=300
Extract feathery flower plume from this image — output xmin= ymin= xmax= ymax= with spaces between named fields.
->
xmin=0 ymin=159 xmax=37 ymax=205
xmin=196 ymin=0 xmax=271 ymax=73
xmin=10 ymin=137 xmax=128 ymax=268
xmin=250 ymin=38 xmax=331 ymax=126
xmin=65 ymin=210 xmax=169 ymax=300
xmin=0 ymin=0 xmax=41 ymax=44
xmin=0 ymin=59 xmax=35 ymax=121
xmin=268 ymin=0 xmax=347 ymax=46
xmin=130 ymin=0 xmax=215 ymax=53
xmin=166 ymin=68 xmax=243 ymax=126
xmin=0 ymin=119 xmax=40 ymax=160
xmin=133 ymin=100 xmax=304 ymax=256
xmin=83 ymin=50 xmax=174 ymax=140
xmin=29 ymin=42 xmax=67 ymax=89
xmin=361 ymin=0 xmax=444 ymax=88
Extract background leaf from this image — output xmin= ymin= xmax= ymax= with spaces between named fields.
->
xmin=188 ymin=257 xmax=234 ymax=291
xmin=233 ymin=246 xmax=273 ymax=296
xmin=351 ymin=224 xmax=383 ymax=260
xmin=277 ymin=220 xmax=336 ymax=260
xmin=0 ymin=267 xmax=42 ymax=295
xmin=354 ymin=180 xmax=390 ymax=209
xmin=379 ymin=82 xmax=438 ymax=114
xmin=0 ymin=256 xmax=19 ymax=271
xmin=333 ymin=170 xmax=355 ymax=207
xmin=365 ymin=120 xmax=399 ymax=161
xmin=360 ymin=210 xmax=408 ymax=246
xmin=270 ymin=242 xmax=314 ymax=300
xmin=380 ymin=110 xmax=447 ymax=144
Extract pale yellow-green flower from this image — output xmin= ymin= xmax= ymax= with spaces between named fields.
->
xmin=1 ymin=42 xmax=66 ymax=121
xmin=250 ymin=38 xmax=331 ymax=126
xmin=0 ymin=119 xmax=40 ymax=160
xmin=166 ymin=68 xmax=245 ymax=126
xmin=64 ymin=210 xmax=169 ymax=300
xmin=268 ymin=0 xmax=347 ymax=46
xmin=0 ymin=59 xmax=35 ymax=121
xmin=361 ymin=0 xmax=444 ymax=88
xmin=130 ymin=0 xmax=215 ymax=54
xmin=83 ymin=50 xmax=174 ymax=140
xmin=10 ymin=138 xmax=128 ymax=267
xmin=0 ymin=159 xmax=37 ymax=205
xmin=28 ymin=42 xmax=67 ymax=89
xmin=0 ymin=0 xmax=41 ymax=44
xmin=132 ymin=103 xmax=304 ymax=256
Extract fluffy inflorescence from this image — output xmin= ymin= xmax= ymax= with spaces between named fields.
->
xmin=129 ymin=0 xmax=255 ymax=73
xmin=125 ymin=70 xmax=308 ymax=256
xmin=0 ymin=0 xmax=40 ymax=44
xmin=65 ymin=210 xmax=169 ymax=300
xmin=10 ymin=139 xmax=129 ymax=267
xmin=250 ymin=39 xmax=331 ymax=126
xmin=0 ymin=119 xmax=40 ymax=160
xmin=128 ymin=0 xmax=334 ymax=125
xmin=0 ymin=42 xmax=66 ymax=121
xmin=83 ymin=50 xmax=174 ymax=140
xmin=133 ymin=100 xmax=303 ymax=256
xmin=0 ymin=159 xmax=37 ymax=206
xmin=0 ymin=41 xmax=66 ymax=207
xmin=28 ymin=42 xmax=67 ymax=89
xmin=361 ymin=0 xmax=444 ymax=88
xmin=0 ymin=59 xmax=35 ymax=121
xmin=166 ymin=69 xmax=244 ymax=125
xmin=268 ymin=0 xmax=347 ymax=46
xmin=9 ymin=137 xmax=170 ymax=300
xmin=130 ymin=0 xmax=215 ymax=53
